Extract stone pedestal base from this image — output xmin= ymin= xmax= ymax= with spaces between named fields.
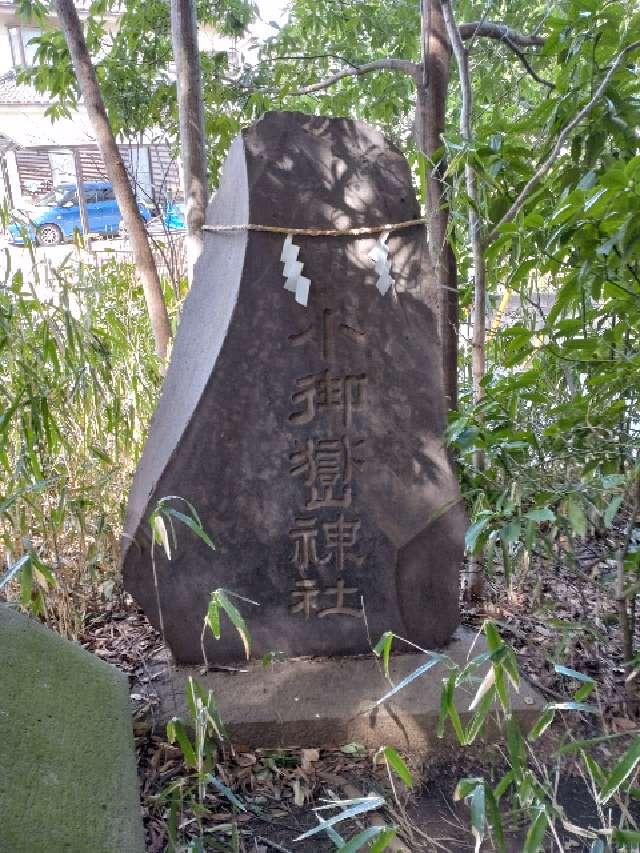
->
xmin=145 ymin=628 xmax=543 ymax=751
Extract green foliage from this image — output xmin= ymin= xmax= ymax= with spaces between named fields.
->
xmin=371 ymin=622 xmax=640 ymax=849
xmin=451 ymin=627 xmax=640 ymax=850
xmin=150 ymin=495 xmax=216 ymax=559
xmin=375 ymin=746 xmax=413 ymax=787
xmin=373 ymin=630 xmax=393 ymax=677
xmin=166 ymin=675 xmax=233 ymax=848
xmin=262 ymin=0 xmax=419 ymax=145
xmin=16 ymin=0 xmax=257 ymax=183
xmin=9 ymin=2 xmax=640 ymax=848
xmin=0 ymin=231 xmax=173 ymax=629
xmin=148 ymin=495 xmax=256 ymax=661
xmin=450 ymin=4 xmax=640 ymax=602
xmin=295 ymin=794 xmax=390 ymax=844
xmin=204 ymin=588 xmax=255 ymax=660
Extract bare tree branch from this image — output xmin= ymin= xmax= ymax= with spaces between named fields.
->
xmin=459 ymin=21 xmax=545 ymax=47
xmin=486 ymin=39 xmax=640 ymax=245
xmin=283 ymin=22 xmax=546 ymax=99
xmin=289 ymin=58 xmax=420 ymax=95
xmin=460 ymin=18 xmax=552 ymax=87
xmin=505 ymin=40 xmax=554 ymax=88
xmin=261 ymin=53 xmax=363 ymax=71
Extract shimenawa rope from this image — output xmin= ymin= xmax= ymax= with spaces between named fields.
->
xmin=202 ymin=217 xmax=426 ymax=238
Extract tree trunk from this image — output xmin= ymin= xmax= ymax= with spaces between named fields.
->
xmin=417 ymin=0 xmax=458 ymax=412
xmin=171 ymin=0 xmax=208 ymax=280
xmin=55 ymin=0 xmax=172 ymax=360
xmin=441 ymin=0 xmax=486 ymax=600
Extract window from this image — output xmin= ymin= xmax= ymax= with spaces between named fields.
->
xmin=8 ymin=26 xmax=42 ymax=68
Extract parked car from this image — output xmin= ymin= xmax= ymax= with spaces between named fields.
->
xmin=8 ymin=181 xmax=152 ymax=246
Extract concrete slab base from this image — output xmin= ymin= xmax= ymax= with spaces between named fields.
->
xmin=146 ymin=628 xmax=544 ymax=751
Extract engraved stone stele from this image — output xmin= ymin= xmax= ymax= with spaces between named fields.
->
xmin=122 ymin=110 xmax=466 ymax=664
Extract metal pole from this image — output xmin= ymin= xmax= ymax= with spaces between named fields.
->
xmin=72 ymin=147 xmax=91 ymax=250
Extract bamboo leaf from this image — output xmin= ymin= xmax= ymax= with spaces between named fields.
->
xmin=214 ymin=589 xmax=251 ymax=659
xmin=294 ymin=797 xmax=385 ymax=842
xmin=374 ymin=656 xmax=442 ymax=707
xmin=205 ymin=597 xmax=221 ymax=639
xmin=470 ymin=783 xmax=486 ymax=853
xmin=547 ymin=701 xmax=599 ymax=713
xmin=378 ymin=746 xmax=413 ymax=787
xmin=167 ymin=717 xmax=196 ymax=768
xmin=163 ymin=506 xmax=216 ymax=551
xmin=566 ymin=497 xmax=587 ymax=539
xmin=454 ymin=777 xmax=484 ymax=801
xmin=369 ymin=829 xmax=398 ymax=853
xmin=207 ymin=775 xmax=247 ymax=811
xmin=484 ymin=621 xmax=503 ymax=655
xmin=465 ymin=684 xmax=497 ymax=745
xmin=373 ymin=631 xmax=393 ymax=678
xmin=466 ymin=515 xmax=492 ymax=553
xmin=0 ymin=553 xmax=30 ymax=590
xmin=523 ymin=808 xmax=548 ymax=853
xmin=151 ymin=512 xmax=171 ymax=560
xmin=554 ymin=664 xmax=594 ymax=683
xmin=525 ymin=507 xmax=556 ymax=523
xmin=598 ymin=737 xmax=640 ymax=804
xmin=528 ymin=709 xmax=555 ymax=740
xmin=485 ymin=786 xmax=506 ymax=853
xmin=604 ymin=494 xmax=623 ymax=528
xmin=611 ymin=828 xmax=640 ymax=845
xmin=468 ymin=666 xmax=495 ymax=712
xmin=339 ymin=826 xmax=396 ymax=852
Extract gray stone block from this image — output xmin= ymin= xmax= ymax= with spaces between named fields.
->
xmin=145 ymin=628 xmax=544 ymax=751
xmin=0 ymin=606 xmax=145 ymax=853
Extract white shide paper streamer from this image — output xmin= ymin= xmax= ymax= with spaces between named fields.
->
xmin=281 ymin=234 xmax=311 ymax=307
xmin=367 ymin=230 xmax=395 ymax=296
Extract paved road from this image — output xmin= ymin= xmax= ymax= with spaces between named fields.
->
xmin=1 ymin=234 xmax=125 ymax=282
xmin=1 ymin=228 xmax=185 ymax=294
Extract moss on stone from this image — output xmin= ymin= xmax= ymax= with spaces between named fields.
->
xmin=0 ymin=606 xmax=145 ymax=852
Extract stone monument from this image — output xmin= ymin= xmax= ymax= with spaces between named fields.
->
xmin=122 ymin=111 xmax=465 ymax=664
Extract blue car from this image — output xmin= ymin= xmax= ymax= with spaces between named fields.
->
xmin=8 ymin=181 xmax=152 ymax=246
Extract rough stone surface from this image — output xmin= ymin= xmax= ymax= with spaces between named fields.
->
xmin=145 ymin=629 xmax=543 ymax=750
xmin=0 ymin=606 xmax=145 ymax=853
xmin=123 ymin=110 xmax=465 ymax=664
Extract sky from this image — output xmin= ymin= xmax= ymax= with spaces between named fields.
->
xmin=248 ymin=0 xmax=291 ymax=42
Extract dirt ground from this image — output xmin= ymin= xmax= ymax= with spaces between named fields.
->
xmin=78 ymin=511 xmax=640 ymax=852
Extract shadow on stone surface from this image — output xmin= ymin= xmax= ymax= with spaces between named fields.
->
xmin=123 ymin=111 xmax=465 ymax=664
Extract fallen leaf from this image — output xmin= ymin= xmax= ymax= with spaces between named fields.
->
xmin=612 ymin=716 xmax=637 ymax=732
xmin=235 ymin=752 xmax=257 ymax=767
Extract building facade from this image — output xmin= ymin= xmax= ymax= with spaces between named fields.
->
xmin=0 ymin=0 xmax=181 ymax=212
